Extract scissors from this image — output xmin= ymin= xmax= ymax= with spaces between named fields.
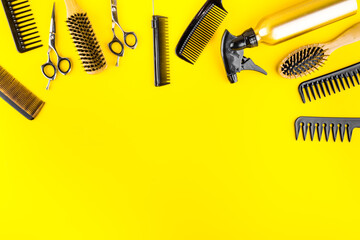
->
xmin=41 ymin=3 xmax=71 ymax=90
xmin=109 ymin=0 xmax=138 ymax=66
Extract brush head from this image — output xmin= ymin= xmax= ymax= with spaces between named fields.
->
xmin=1 ymin=0 xmax=43 ymax=53
xmin=66 ymin=13 xmax=107 ymax=74
xmin=176 ymin=0 xmax=227 ymax=64
xmin=153 ymin=16 xmax=170 ymax=87
xmin=279 ymin=44 xmax=328 ymax=79
xmin=0 ymin=66 xmax=45 ymax=120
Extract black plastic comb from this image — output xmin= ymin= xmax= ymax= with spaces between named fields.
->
xmin=295 ymin=117 xmax=360 ymax=142
xmin=1 ymin=0 xmax=42 ymax=53
xmin=152 ymin=15 xmax=170 ymax=87
xmin=298 ymin=62 xmax=360 ymax=103
xmin=176 ymin=0 xmax=227 ymax=64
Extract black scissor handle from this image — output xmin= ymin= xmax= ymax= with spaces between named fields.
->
xmin=41 ymin=61 xmax=57 ymax=80
xmin=108 ymin=36 xmax=125 ymax=57
xmin=123 ymin=31 xmax=138 ymax=49
xmin=57 ymin=57 xmax=72 ymax=75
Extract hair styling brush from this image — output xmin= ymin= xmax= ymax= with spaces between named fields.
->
xmin=176 ymin=0 xmax=227 ymax=64
xmin=1 ymin=0 xmax=42 ymax=53
xmin=152 ymin=0 xmax=170 ymax=87
xmin=295 ymin=117 xmax=360 ymax=142
xmin=0 ymin=66 xmax=44 ymax=120
xmin=64 ymin=0 xmax=107 ymax=74
xmin=280 ymin=22 xmax=360 ymax=79
xmin=298 ymin=62 xmax=360 ymax=103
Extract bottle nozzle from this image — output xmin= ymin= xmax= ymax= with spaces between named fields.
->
xmin=229 ymin=28 xmax=258 ymax=50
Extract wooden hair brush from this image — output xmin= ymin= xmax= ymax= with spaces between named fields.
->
xmin=64 ymin=0 xmax=107 ymax=74
xmin=279 ymin=22 xmax=360 ymax=79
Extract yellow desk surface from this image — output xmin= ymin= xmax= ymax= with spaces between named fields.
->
xmin=1 ymin=0 xmax=360 ymax=239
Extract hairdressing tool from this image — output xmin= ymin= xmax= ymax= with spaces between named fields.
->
xmin=41 ymin=3 xmax=71 ymax=90
xmin=108 ymin=0 xmax=138 ymax=67
xmin=152 ymin=0 xmax=170 ymax=87
xmin=64 ymin=0 xmax=107 ymax=74
xmin=295 ymin=117 xmax=360 ymax=142
xmin=280 ymin=22 xmax=360 ymax=79
xmin=0 ymin=66 xmax=45 ymax=120
xmin=1 ymin=0 xmax=42 ymax=53
xmin=221 ymin=0 xmax=358 ymax=83
xmin=298 ymin=62 xmax=360 ymax=103
xmin=176 ymin=0 xmax=227 ymax=64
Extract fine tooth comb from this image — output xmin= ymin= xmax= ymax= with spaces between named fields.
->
xmin=1 ymin=0 xmax=42 ymax=53
xmin=152 ymin=0 xmax=170 ymax=87
xmin=298 ymin=62 xmax=360 ymax=103
xmin=64 ymin=0 xmax=107 ymax=74
xmin=176 ymin=0 xmax=227 ymax=64
xmin=295 ymin=117 xmax=360 ymax=142
xmin=279 ymin=22 xmax=360 ymax=79
xmin=0 ymin=65 xmax=45 ymax=120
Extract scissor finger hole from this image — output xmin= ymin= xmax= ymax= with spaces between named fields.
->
xmin=59 ymin=59 xmax=71 ymax=74
xmin=125 ymin=34 xmax=137 ymax=48
xmin=110 ymin=41 xmax=124 ymax=55
xmin=43 ymin=64 xmax=56 ymax=79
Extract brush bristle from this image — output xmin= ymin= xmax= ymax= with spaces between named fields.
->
xmin=0 ymin=66 xmax=44 ymax=120
xmin=157 ymin=17 xmax=170 ymax=86
xmin=66 ymin=13 xmax=106 ymax=74
xmin=279 ymin=44 xmax=327 ymax=79
xmin=177 ymin=4 xmax=227 ymax=64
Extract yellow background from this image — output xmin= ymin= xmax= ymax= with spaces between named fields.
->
xmin=1 ymin=0 xmax=360 ymax=239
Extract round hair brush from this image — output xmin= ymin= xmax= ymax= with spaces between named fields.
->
xmin=279 ymin=22 xmax=360 ymax=79
xmin=64 ymin=0 xmax=107 ymax=74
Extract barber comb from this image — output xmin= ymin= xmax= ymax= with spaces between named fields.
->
xmin=295 ymin=117 xmax=360 ymax=142
xmin=1 ymin=0 xmax=42 ymax=53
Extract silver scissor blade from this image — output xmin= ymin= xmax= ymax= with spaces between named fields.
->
xmin=50 ymin=2 xmax=56 ymax=33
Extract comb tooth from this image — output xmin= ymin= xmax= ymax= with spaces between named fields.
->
xmin=19 ymin=26 xmax=37 ymax=34
xmin=319 ymin=80 xmax=326 ymax=97
xmin=303 ymin=122 xmax=309 ymax=141
xmin=317 ymin=123 xmax=323 ymax=141
xmin=339 ymin=124 xmax=346 ymax=142
xmin=348 ymin=73 xmax=355 ymax=87
xmin=324 ymin=79 xmax=331 ymax=95
xmin=310 ymin=123 xmax=315 ymax=141
xmin=324 ymin=124 xmax=330 ymax=142
xmin=309 ymin=84 xmax=317 ymax=100
xmin=11 ymin=1 xmax=29 ymax=7
xmin=15 ymin=13 xmax=33 ymax=21
xmin=17 ymin=18 xmax=34 ymax=25
xmin=314 ymin=82 xmax=321 ymax=99
xmin=299 ymin=86 xmax=306 ymax=103
xmin=304 ymin=85 xmax=312 ymax=102
xmin=332 ymin=124 xmax=338 ymax=142
xmin=343 ymin=73 xmax=351 ymax=88
xmin=18 ymin=22 xmax=35 ymax=29
xmin=21 ymin=31 xmax=38 ymax=38
xmin=347 ymin=126 xmax=354 ymax=142
xmin=13 ymin=9 xmax=31 ymax=17
xmin=354 ymin=71 xmax=360 ymax=85
xmin=339 ymin=75 xmax=346 ymax=90
xmin=333 ymin=76 xmax=341 ymax=92
xmin=295 ymin=121 xmax=301 ymax=140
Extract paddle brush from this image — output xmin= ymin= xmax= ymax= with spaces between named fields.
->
xmin=64 ymin=0 xmax=107 ymax=74
xmin=279 ymin=22 xmax=360 ymax=79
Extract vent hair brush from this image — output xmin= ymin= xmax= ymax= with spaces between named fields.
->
xmin=299 ymin=62 xmax=360 ymax=103
xmin=295 ymin=117 xmax=360 ymax=142
xmin=280 ymin=22 xmax=360 ymax=79
xmin=0 ymin=66 xmax=44 ymax=120
xmin=176 ymin=0 xmax=227 ymax=64
xmin=152 ymin=0 xmax=170 ymax=87
xmin=1 ymin=0 xmax=42 ymax=53
xmin=64 ymin=0 xmax=107 ymax=74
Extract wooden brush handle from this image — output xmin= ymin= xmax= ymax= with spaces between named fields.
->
xmin=64 ymin=0 xmax=84 ymax=16
xmin=325 ymin=22 xmax=360 ymax=53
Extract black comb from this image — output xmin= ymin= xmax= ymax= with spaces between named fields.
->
xmin=1 ymin=0 xmax=42 ymax=53
xmin=176 ymin=0 xmax=227 ymax=64
xmin=152 ymin=15 xmax=170 ymax=87
xmin=299 ymin=62 xmax=360 ymax=103
xmin=295 ymin=117 xmax=360 ymax=142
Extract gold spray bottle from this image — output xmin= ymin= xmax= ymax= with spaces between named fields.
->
xmin=221 ymin=0 xmax=358 ymax=83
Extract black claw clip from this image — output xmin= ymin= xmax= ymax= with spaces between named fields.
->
xmin=221 ymin=29 xmax=267 ymax=84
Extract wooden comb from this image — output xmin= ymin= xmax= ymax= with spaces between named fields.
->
xmin=64 ymin=0 xmax=107 ymax=74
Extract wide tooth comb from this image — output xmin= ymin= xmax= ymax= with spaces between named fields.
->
xmin=0 ymin=66 xmax=45 ymax=120
xmin=152 ymin=15 xmax=170 ymax=87
xmin=176 ymin=0 xmax=227 ymax=64
xmin=295 ymin=117 xmax=360 ymax=142
xmin=299 ymin=62 xmax=360 ymax=103
xmin=1 ymin=0 xmax=42 ymax=53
